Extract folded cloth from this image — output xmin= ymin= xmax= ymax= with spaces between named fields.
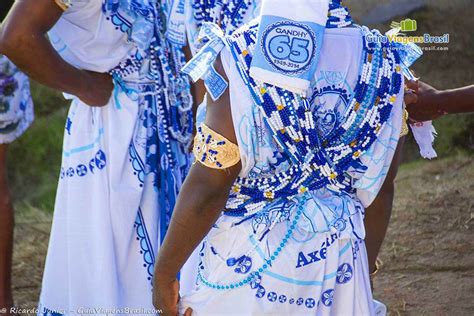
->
xmin=249 ymin=0 xmax=329 ymax=96
xmin=410 ymin=121 xmax=438 ymax=159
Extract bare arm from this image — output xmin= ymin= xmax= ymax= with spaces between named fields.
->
xmin=153 ymin=59 xmax=240 ymax=315
xmin=0 ymin=0 xmax=112 ymax=106
xmin=406 ymin=82 xmax=474 ymax=121
xmin=364 ymin=137 xmax=405 ymax=277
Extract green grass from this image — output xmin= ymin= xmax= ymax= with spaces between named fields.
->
xmin=7 ymin=82 xmax=68 ymax=213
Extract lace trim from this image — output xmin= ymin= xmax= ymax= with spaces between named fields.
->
xmin=193 ymin=124 xmax=240 ymax=170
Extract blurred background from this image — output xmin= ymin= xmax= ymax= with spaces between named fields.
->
xmin=6 ymin=0 xmax=473 ymax=315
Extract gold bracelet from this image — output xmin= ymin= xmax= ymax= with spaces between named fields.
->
xmin=54 ymin=0 xmax=71 ymax=11
xmin=193 ymin=124 xmax=240 ymax=170
xmin=400 ymin=109 xmax=409 ymax=137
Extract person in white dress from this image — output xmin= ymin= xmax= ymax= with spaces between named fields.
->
xmin=0 ymin=1 xmax=192 ymax=314
xmin=153 ymin=1 xmax=419 ymax=315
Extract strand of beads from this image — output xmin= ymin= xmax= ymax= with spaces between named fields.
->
xmin=193 ymin=0 xmax=252 ymax=35
xmin=198 ymin=195 xmax=308 ymax=291
xmin=222 ymin=21 xmax=402 ymax=217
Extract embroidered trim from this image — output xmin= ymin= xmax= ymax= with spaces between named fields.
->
xmin=193 ymin=124 xmax=240 ymax=170
xmin=134 ymin=208 xmax=156 ymax=285
xmin=54 ymin=0 xmax=71 ymax=11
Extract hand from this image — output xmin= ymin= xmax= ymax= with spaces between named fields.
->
xmin=406 ymin=81 xmax=447 ymax=122
xmin=404 ymin=80 xmax=419 ymax=106
xmin=152 ymin=273 xmax=180 ymax=316
xmin=77 ymin=71 xmax=114 ymax=107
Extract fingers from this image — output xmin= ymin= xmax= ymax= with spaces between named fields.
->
xmin=184 ymin=308 xmax=193 ymax=316
xmin=404 ymin=91 xmax=418 ymax=105
xmin=405 ymin=80 xmax=419 ymax=93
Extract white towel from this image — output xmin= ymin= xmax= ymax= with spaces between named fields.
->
xmin=250 ymin=0 xmax=330 ymax=96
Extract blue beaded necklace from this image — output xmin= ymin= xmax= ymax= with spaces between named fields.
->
xmin=192 ymin=0 xmax=254 ymax=35
xmin=193 ymin=1 xmax=399 ymax=292
xmin=104 ymin=0 xmax=194 ymax=159
xmin=222 ymin=20 xmax=402 ymax=218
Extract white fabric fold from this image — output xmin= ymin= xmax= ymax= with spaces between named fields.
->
xmin=411 ymin=121 xmax=438 ymax=159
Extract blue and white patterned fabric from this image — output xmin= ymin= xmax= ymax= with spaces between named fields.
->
xmin=180 ymin=15 xmax=405 ymax=316
xmin=184 ymin=0 xmax=262 ymax=55
xmin=0 ymin=55 xmax=34 ymax=144
xmin=39 ymin=1 xmax=192 ymax=315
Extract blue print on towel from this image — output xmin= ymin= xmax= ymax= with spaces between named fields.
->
xmin=260 ymin=18 xmax=320 ymax=76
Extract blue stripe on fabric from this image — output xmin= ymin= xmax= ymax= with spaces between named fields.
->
xmin=63 ymin=128 xmax=104 ymax=157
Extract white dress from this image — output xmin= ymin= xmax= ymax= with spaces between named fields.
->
xmin=180 ymin=26 xmax=403 ymax=316
xmin=39 ymin=1 xmax=192 ymax=315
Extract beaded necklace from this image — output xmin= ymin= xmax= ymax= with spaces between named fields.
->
xmin=192 ymin=1 xmax=412 ymax=293
xmin=192 ymin=0 xmax=254 ymax=35
xmin=222 ymin=19 xmax=401 ymax=218
xmin=104 ymin=0 xmax=194 ymax=160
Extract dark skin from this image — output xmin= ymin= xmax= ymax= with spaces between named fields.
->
xmin=406 ymin=82 xmax=474 ymax=121
xmin=0 ymin=1 xmax=112 ymax=312
xmin=153 ymin=60 xmax=239 ymax=316
xmin=364 ymin=138 xmax=405 ymax=275
xmin=0 ymin=0 xmax=114 ymax=107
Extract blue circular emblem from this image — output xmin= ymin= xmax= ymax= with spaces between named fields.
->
xmin=261 ymin=21 xmax=317 ymax=75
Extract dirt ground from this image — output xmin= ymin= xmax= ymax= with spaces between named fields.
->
xmin=8 ymin=0 xmax=474 ymax=314
xmin=11 ymin=156 xmax=474 ymax=315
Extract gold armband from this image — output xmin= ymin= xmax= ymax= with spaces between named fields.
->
xmin=54 ymin=0 xmax=72 ymax=11
xmin=400 ymin=109 xmax=409 ymax=137
xmin=193 ymin=124 xmax=240 ymax=170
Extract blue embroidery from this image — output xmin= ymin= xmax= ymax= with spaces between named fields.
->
xmin=336 ymin=263 xmax=353 ymax=284
xmin=227 ymin=255 xmax=253 ymax=274
xmin=134 ymin=208 xmax=156 ymax=284
xmin=305 ymin=298 xmax=316 ymax=308
xmin=250 ymin=273 xmax=262 ymax=289
xmin=279 ymin=295 xmax=287 ymax=303
xmin=321 ymin=289 xmax=334 ymax=307
xmin=129 ymin=143 xmax=146 ymax=185
xmin=65 ymin=117 xmax=72 ymax=135
xmin=267 ymin=291 xmax=278 ymax=302
xmin=255 ymin=285 xmax=266 ymax=298
xmin=76 ymin=164 xmax=88 ymax=177
xmin=94 ymin=150 xmax=107 ymax=169
xmin=66 ymin=167 xmax=75 ymax=178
